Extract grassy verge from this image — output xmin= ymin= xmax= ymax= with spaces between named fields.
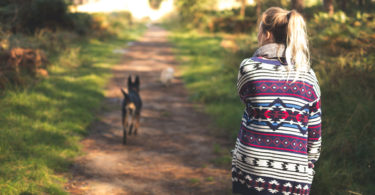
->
xmin=168 ymin=14 xmax=375 ymax=193
xmin=0 ymin=23 xmax=146 ymax=194
xmin=169 ymin=31 xmax=255 ymax=138
xmin=168 ymin=30 xmax=253 ymax=168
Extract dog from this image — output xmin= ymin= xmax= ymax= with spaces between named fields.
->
xmin=121 ymin=75 xmax=142 ymax=145
xmin=160 ymin=67 xmax=174 ymax=86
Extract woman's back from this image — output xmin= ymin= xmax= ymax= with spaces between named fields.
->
xmin=232 ymin=7 xmax=322 ymax=195
xmin=232 ymin=45 xmax=321 ymax=195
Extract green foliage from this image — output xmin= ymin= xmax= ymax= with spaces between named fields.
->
xmin=174 ymin=0 xmax=217 ymax=29
xmin=310 ymin=11 xmax=375 ymax=70
xmin=208 ymin=16 xmax=256 ymax=33
xmin=91 ymin=12 xmax=133 ymax=38
xmin=68 ymin=13 xmax=96 ymax=35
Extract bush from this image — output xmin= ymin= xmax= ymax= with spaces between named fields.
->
xmin=174 ymin=0 xmax=217 ymax=29
xmin=68 ymin=13 xmax=95 ymax=36
xmin=310 ymin=11 xmax=375 ymax=70
xmin=0 ymin=48 xmax=49 ymax=89
xmin=208 ymin=16 xmax=256 ymax=33
xmin=90 ymin=12 xmax=133 ymax=38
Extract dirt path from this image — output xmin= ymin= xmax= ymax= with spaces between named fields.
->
xmin=66 ymin=26 xmax=231 ymax=195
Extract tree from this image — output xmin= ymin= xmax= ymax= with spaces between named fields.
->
xmin=324 ymin=0 xmax=334 ymax=15
xmin=339 ymin=0 xmax=347 ymax=11
xmin=255 ymin=0 xmax=262 ymax=17
xmin=291 ymin=0 xmax=304 ymax=13
xmin=238 ymin=0 xmax=247 ymax=18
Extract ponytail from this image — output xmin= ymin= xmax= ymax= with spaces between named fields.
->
xmin=285 ymin=10 xmax=310 ymax=71
xmin=260 ymin=7 xmax=310 ymax=72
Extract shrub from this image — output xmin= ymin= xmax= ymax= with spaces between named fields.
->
xmin=208 ymin=16 xmax=256 ymax=33
xmin=174 ymin=0 xmax=217 ymax=29
xmin=0 ymin=48 xmax=49 ymax=88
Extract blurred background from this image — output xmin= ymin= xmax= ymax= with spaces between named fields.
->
xmin=0 ymin=0 xmax=374 ymax=194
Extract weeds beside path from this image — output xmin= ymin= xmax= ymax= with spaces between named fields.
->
xmin=66 ymin=25 xmax=231 ymax=195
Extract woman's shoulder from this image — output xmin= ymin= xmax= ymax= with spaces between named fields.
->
xmin=307 ymin=68 xmax=321 ymax=97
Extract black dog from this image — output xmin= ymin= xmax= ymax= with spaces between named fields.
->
xmin=121 ymin=75 xmax=142 ymax=145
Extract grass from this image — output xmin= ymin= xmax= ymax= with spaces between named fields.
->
xmin=169 ymin=31 xmax=253 ymax=138
xmin=0 ymin=22 xmax=146 ymax=194
xmin=167 ymin=11 xmax=375 ymax=195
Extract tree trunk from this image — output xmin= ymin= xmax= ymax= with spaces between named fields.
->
xmin=340 ymin=0 xmax=346 ymax=11
xmin=291 ymin=0 xmax=304 ymax=13
xmin=255 ymin=0 xmax=262 ymax=17
xmin=324 ymin=0 xmax=334 ymax=15
xmin=358 ymin=0 xmax=364 ymax=7
xmin=240 ymin=0 xmax=246 ymax=18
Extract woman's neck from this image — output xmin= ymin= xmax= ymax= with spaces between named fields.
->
xmin=253 ymin=43 xmax=286 ymax=59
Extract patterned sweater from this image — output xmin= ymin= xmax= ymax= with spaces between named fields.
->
xmin=232 ymin=44 xmax=322 ymax=195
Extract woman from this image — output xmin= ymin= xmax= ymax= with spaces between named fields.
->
xmin=232 ymin=7 xmax=322 ymax=195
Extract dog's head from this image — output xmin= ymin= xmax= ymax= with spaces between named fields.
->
xmin=127 ymin=75 xmax=140 ymax=93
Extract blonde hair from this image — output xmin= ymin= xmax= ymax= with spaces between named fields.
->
xmin=259 ymin=7 xmax=310 ymax=72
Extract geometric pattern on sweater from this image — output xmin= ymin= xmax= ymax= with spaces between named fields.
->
xmin=243 ymin=98 xmax=310 ymax=134
xmin=233 ymin=139 xmax=314 ymax=183
xmin=239 ymin=80 xmax=318 ymax=102
xmin=232 ymin=166 xmax=311 ymax=195
xmin=233 ymin=57 xmax=322 ymax=195
xmin=234 ymin=145 xmax=308 ymax=172
xmin=239 ymin=126 xmax=308 ymax=154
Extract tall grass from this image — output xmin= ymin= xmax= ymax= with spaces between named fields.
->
xmin=168 ymin=11 xmax=375 ymax=195
xmin=0 ymin=18 xmax=146 ymax=194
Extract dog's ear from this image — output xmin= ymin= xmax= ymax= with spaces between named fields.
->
xmin=121 ymin=88 xmax=129 ymax=99
xmin=135 ymin=75 xmax=140 ymax=90
xmin=128 ymin=75 xmax=132 ymax=89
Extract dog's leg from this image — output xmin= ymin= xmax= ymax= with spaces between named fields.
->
xmin=129 ymin=123 xmax=134 ymax=135
xmin=134 ymin=113 xmax=141 ymax=135
xmin=123 ymin=127 xmax=127 ymax=144
xmin=122 ymin=114 xmax=128 ymax=145
xmin=128 ymin=114 xmax=134 ymax=135
xmin=127 ymin=107 xmax=135 ymax=135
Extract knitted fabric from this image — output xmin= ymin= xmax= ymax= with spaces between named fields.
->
xmin=232 ymin=43 xmax=322 ymax=195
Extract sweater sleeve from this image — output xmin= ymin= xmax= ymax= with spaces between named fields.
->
xmin=307 ymin=84 xmax=322 ymax=167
